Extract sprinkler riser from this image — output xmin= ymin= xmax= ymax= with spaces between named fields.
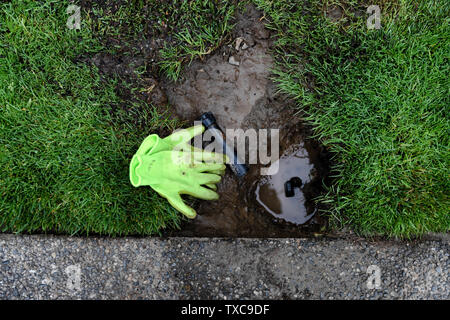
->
xmin=200 ymin=112 xmax=249 ymax=177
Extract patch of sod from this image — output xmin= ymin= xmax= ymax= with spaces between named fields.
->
xmin=0 ymin=0 xmax=184 ymax=235
xmin=254 ymin=0 xmax=449 ymax=237
xmin=1 ymin=0 xmax=240 ymax=236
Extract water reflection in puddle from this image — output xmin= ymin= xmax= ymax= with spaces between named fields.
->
xmin=255 ymin=146 xmax=316 ymax=224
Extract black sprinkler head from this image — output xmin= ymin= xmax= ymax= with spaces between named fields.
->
xmin=284 ymin=177 xmax=303 ymax=197
xmin=200 ymin=112 xmax=217 ymax=129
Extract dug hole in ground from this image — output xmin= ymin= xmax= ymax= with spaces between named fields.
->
xmin=161 ymin=6 xmax=332 ymax=237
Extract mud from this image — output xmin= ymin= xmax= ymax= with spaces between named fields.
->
xmin=163 ymin=34 xmax=273 ymax=129
xmin=163 ymin=5 xmax=331 ymax=237
xmin=82 ymin=1 xmax=331 ymax=237
xmin=254 ymin=146 xmax=316 ymax=225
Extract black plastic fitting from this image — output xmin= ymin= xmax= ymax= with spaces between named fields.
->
xmin=200 ymin=112 xmax=249 ymax=177
xmin=284 ymin=177 xmax=303 ymax=197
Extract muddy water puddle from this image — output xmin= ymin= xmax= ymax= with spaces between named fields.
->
xmin=162 ymin=5 xmax=330 ymax=237
xmin=254 ymin=145 xmax=316 ymax=225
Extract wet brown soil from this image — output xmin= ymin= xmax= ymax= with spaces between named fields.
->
xmin=81 ymin=1 xmax=331 ymax=237
xmin=162 ymin=5 xmax=331 ymax=237
xmin=254 ymin=146 xmax=317 ymax=225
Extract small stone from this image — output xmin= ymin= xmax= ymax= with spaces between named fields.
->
xmin=228 ymin=56 xmax=240 ymax=66
xmin=235 ymin=37 xmax=244 ymax=50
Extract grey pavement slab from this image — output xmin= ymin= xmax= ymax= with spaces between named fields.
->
xmin=0 ymin=234 xmax=448 ymax=299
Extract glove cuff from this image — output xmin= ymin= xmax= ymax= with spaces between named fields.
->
xmin=130 ymin=153 xmax=162 ymax=187
xmin=129 ymin=154 xmax=143 ymax=187
xmin=131 ymin=134 xmax=172 ymax=187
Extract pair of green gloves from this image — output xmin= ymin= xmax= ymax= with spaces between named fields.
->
xmin=129 ymin=125 xmax=226 ymax=219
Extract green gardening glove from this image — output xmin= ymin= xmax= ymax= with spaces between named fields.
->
xmin=133 ymin=124 xmax=225 ymax=189
xmin=135 ymin=125 xmax=206 ymax=157
xmin=130 ymin=125 xmax=227 ymax=219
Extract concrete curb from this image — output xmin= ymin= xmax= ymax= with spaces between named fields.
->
xmin=0 ymin=234 xmax=448 ymax=299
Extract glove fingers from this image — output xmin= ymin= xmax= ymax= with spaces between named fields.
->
xmin=205 ymin=183 xmax=217 ymax=190
xmin=210 ymin=168 xmax=225 ymax=176
xmin=190 ymin=146 xmax=205 ymax=153
xmin=150 ymin=186 xmax=196 ymax=219
xmin=171 ymin=150 xmax=218 ymax=165
xmin=194 ymin=162 xmax=226 ymax=173
xmin=166 ymin=193 xmax=197 ymax=219
xmin=172 ymin=142 xmax=193 ymax=152
xmin=191 ymin=151 xmax=228 ymax=163
xmin=189 ymin=145 xmax=226 ymax=159
xmin=167 ymin=125 xmax=205 ymax=145
xmin=183 ymin=185 xmax=219 ymax=201
xmin=194 ymin=172 xmax=221 ymax=185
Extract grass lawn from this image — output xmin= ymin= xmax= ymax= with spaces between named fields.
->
xmin=0 ymin=0 xmax=229 ymax=235
xmin=1 ymin=0 xmax=174 ymax=235
xmin=0 ymin=0 xmax=448 ymax=237
xmin=254 ymin=0 xmax=449 ymax=237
